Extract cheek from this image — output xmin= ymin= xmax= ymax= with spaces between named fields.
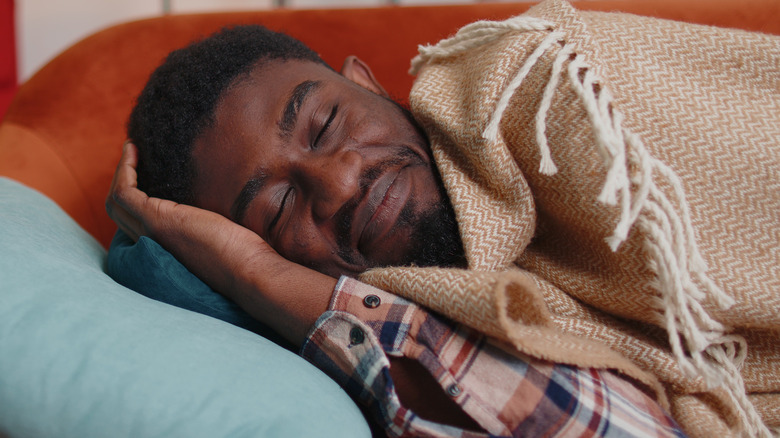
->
xmin=345 ymin=117 xmax=389 ymax=147
xmin=277 ymin=222 xmax=332 ymax=267
xmin=349 ymin=103 xmax=408 ymax=143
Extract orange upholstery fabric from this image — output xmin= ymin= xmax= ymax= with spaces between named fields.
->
xmin=1 ymin=0 xmax=777 ymax=248
xmin=0 ymin=0 xmax=17 ymax=120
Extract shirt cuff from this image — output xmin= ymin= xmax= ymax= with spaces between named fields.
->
xmin=321 ymin=276 xmax=423 ymax=354
xmin=299 ymin=277 xmax=405 ymax=433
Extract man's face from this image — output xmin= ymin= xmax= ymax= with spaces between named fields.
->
xmin=191 ymin=58 xmax=463 ymax=278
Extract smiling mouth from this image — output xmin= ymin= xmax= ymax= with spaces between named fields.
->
xmin=355 ymin=166 xmax=411 ymax=254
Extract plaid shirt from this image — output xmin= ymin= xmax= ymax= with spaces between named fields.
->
xmin=301 ymin=277 xmax=685 ymax=438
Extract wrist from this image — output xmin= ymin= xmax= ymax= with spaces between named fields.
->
xmin=233 ymin=251 xmax=337 ymax=347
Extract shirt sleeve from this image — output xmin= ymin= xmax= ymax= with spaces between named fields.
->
xmin=300 ymin=276 xmax=687 ymax=438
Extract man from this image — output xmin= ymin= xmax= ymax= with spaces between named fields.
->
xmin=108 ymin=23 xmax=682 ymax=438
xmin=108 ymin=1 xmax=779 ymax=436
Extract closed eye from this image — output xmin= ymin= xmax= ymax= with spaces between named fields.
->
xmin=312 ymin=105 xmax=338 ymax=149
xmin=268 ymin=187 xmax=294 ymax=232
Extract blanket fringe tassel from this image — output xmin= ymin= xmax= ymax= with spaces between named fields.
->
xmin=410 ymin=16 xmax=771 ymax=438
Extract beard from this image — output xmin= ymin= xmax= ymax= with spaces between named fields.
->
xmin=333 ymin=150 xmax=466 ymax=271
xmin=384 ymin=98 xmax=466 ymax=269
xmin=335 ymin=186 xmax=466 ymax=271
xmin=331 ymin=97 xmax=466 ymax=272
xmin=392 ymin=187 xmax=466 ymax=269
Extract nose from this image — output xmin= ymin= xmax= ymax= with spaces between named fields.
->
xmin=299 ymin=149 xmax=362 ymax=221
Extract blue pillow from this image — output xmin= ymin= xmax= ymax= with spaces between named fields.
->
xmin=107 ymin=230 xmax=291 ymax=348
xmin=0 ymin=177 xmax=370 ymax=438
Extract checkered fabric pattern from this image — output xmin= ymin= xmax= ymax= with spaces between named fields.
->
xmin=301 ymin=277 xmax=685 ymax=437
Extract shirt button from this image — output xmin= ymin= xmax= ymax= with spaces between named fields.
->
xmin=363 ymin=294 xmax=381 ymax=309
xmin=349 ymin=326 xmax=365 ymax=346
xmin=446 ymin=383 xmax=462 ymax=397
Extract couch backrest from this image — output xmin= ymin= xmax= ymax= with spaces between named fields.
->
xmin=1 ymin=0 xmax=777 ymax=248
xmin=0 ymin=0 xmax=17 ymax=119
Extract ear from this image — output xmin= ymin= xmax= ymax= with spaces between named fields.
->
xmin=340 ymin=55 xmax=389 ymax=97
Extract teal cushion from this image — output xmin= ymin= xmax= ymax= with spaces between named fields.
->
xmin=0 ymin=177 xmax=370 ymax=438
xmin=107 ymin=230 xmax=291 ymax=348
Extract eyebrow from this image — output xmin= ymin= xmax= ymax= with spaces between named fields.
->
xmin=230 ymin=169 xmax=268 ymax=223
xmin=230 ymin=80 xmax=322 ymax=223
xmin=278 ymin=80 xmax=322 ymax=139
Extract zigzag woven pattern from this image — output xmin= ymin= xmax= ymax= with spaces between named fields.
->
xmin=361 ymin=0 xmax=779 ymax=436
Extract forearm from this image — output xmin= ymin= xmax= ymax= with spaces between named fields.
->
xmin=228 ymin=253 xmax=336 ymax=347
xmin=149 ymin=227 xmax=334 ymax=347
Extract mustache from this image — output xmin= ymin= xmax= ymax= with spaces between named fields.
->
xmin=333 ymin=148 xmax=423 ymax=264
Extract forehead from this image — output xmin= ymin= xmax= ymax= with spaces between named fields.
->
xmin=213 ymin=59 xmax=335 ymax=130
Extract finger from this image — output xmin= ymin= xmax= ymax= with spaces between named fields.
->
xmin=107 ymin=204 xmax=148 ymax=243
xmin=107 ymin=141 xmax=138 ymax=207
xmin=115 ymin=141 xmax=140 ymax=191
xmin=105 ymin=189 xmax=145 ymax=242
xmin=109 ymin=141 xmax=131 ymax=182
xmin=121 ymin=140 xmax=139 ymax=169
xmin=105 ymin=141 xmax=152 ymax=240
xmin=110 ymin=143 xmax=150 ymax=216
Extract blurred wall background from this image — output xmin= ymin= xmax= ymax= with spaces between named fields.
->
xmin=15 ymin=0 xmax=499 ymax=83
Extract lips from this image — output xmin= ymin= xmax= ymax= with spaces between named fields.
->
xmin=355 ymin=166 xmax=411 ymax=254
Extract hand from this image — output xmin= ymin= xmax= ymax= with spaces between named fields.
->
xmin=106 ymin=142 xmax=334 ymax=345
xmin=106 ymin=141 xmax=268 ymax=253
xmin=105 ymin=141 xmax=154 ymax=243
xmin=106 ymin=141 xmax=278 ymax=288
xmin=106 ymin=140 xmax=276 ymax=268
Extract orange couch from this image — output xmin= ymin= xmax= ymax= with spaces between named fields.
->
xmin=0 ymin=0 xmax=17 ymax=119
xmin=0 ymin=0 xmax=778 ymax=249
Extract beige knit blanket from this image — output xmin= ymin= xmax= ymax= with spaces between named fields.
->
xmin=359 ymin=1 xmax=780 ymax=436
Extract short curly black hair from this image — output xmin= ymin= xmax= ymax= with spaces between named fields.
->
xmin=128 ymin=25 xmax=328 ymax=205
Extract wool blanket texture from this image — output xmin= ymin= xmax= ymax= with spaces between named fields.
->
xmin=358 ymin=1 xmax=779 ymax=436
